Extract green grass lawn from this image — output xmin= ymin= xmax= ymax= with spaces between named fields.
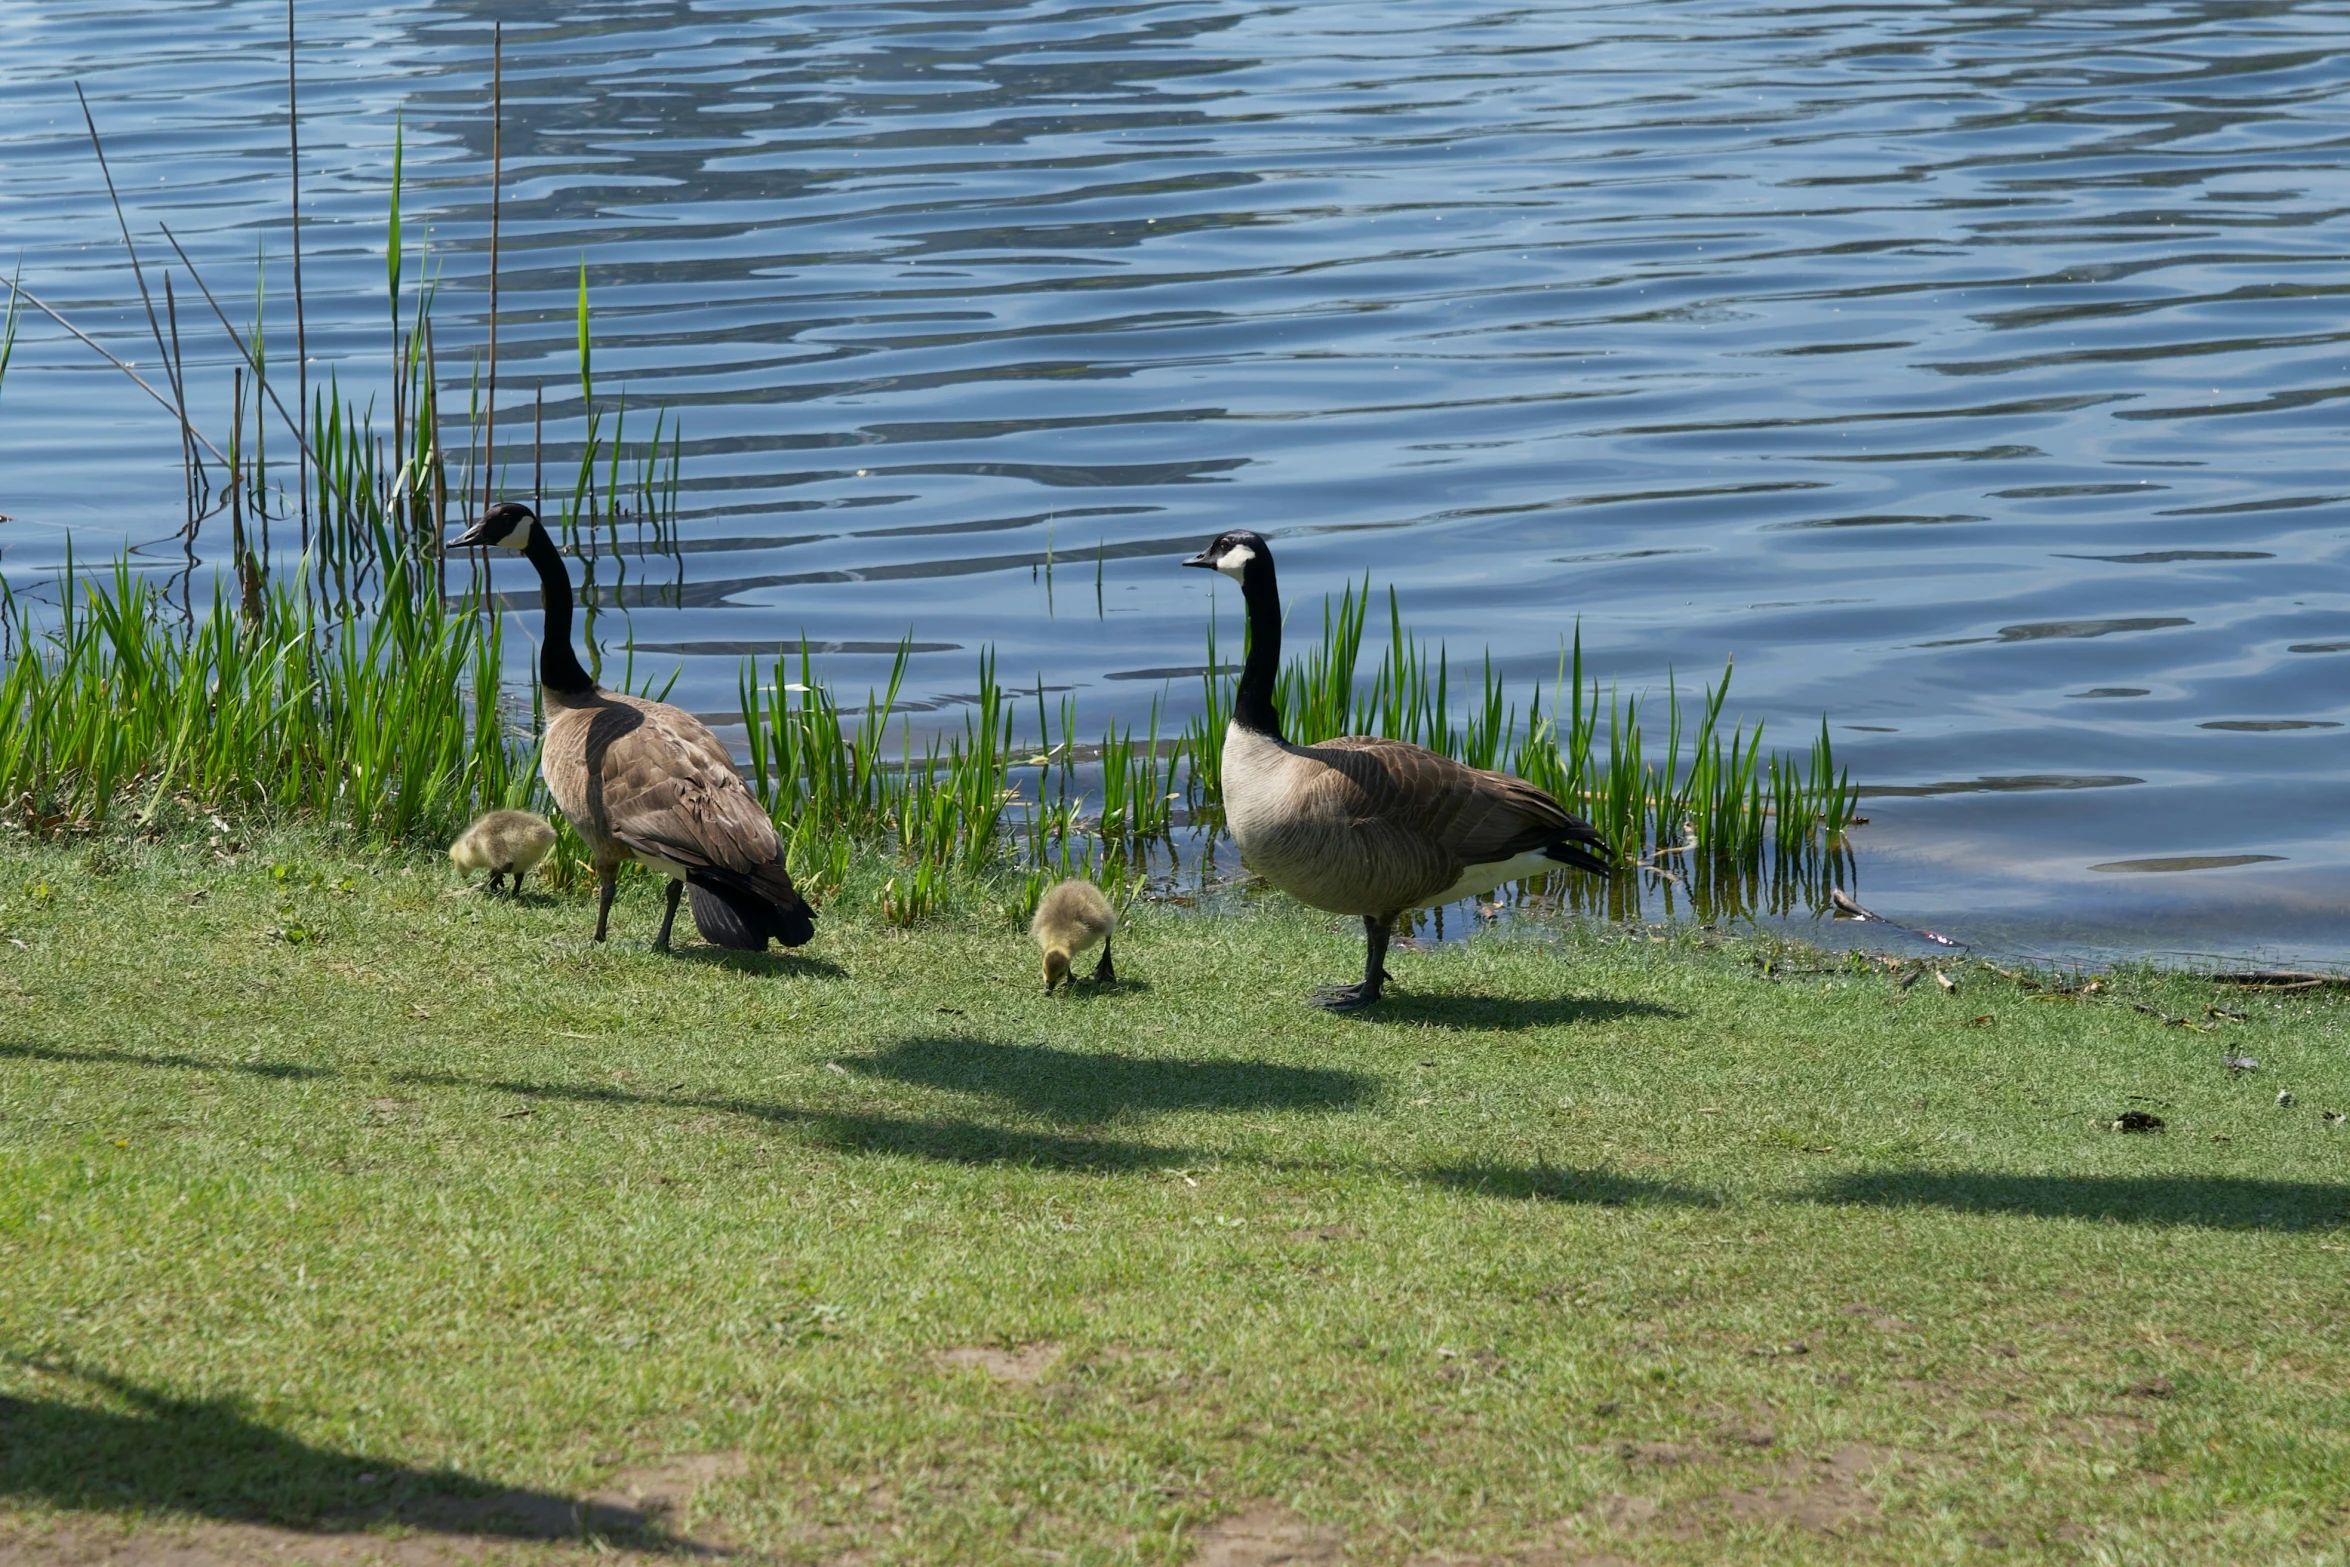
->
xmin=3 ymin=831 xmax=2348 ymax=1565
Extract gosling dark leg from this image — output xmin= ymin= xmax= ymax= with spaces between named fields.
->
xmin=488 ymin=867 xmax=507 ymax=896
xmin=1094 ymin=929 xmax=1115 ymax=985
xmin=593 ymin=869 xmax=617 ymax=942
xmin=1312 ymin=914 xmax=1392 ymax=1012
xmin=653 ymin=878 xmax=683 ymax=952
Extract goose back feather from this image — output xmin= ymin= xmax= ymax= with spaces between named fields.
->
xmin=1222 ymin=727 xmax=1609 ymax=917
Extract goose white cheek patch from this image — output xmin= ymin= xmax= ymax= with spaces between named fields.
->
xmin=1214 ymin=545 xmax=1256 ymax=580
xmin=500 ymin=519 xmax=533 ymax=549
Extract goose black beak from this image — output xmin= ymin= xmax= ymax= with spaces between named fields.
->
xmin=450 ymin=516 xmax=498 ymax=550
xmin=1180 ymin=546 xmax=1217 ymax=570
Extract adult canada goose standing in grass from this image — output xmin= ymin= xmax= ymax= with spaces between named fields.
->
xmin=1032 ymin=879 xmax=1117 ymax=992
xmin=448 ymin=809 xmax=557 ymax=894
xmin=1182 ymin=530 xmax=1612 ymax=1010
xmin=450 ymin=502 xmax=817 ymax=952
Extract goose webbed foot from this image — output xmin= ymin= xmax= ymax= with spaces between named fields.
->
xmin=1311 ymin=980 xmax=1382 ymax=1012
xmin=1312 ymin=915 xmax=1393 ymax=1012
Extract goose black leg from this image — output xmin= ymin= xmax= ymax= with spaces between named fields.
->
xmin=1313 ymin=914 xmax=1392 ymax=1012
xmin=488 ymin=867 xmax=508 ymax=896
xmin=1094 ymin=929 xmax=1116 ymax=985
xmin=593 ymin=869 xmax=617 ymax=942
xmin=653 ymin=878 xmax=684 ymax=951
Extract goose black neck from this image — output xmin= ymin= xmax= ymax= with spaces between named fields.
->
xmin=522 ymin=527 xmax=595 ymax=697
xmin=1234 ymin=561 xmax=1285 ymax=741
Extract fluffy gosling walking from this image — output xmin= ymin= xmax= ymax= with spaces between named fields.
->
xmin=1032 ymin=880 xmax=1116 ymax=992
xmin=449 ymin=809 xmax=558 ymax=894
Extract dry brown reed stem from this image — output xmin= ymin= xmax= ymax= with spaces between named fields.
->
xmin=230 ymin=366 xmax=259 ymax=621
xmin=483 ymin=21 xmax=502 ymax=524
xmin=73 ymin=82 xmax=191 ymax=522
xmin=0 ymin=275 xmax=226 ymax=466
xmin=154 ymin=224 xmax=354 ymax=515
xmin=288 ymin=0 xmax=309 ymax=548
xmin=166 ymin=273 xmax=191 ymax=530
xmin=426 ymin=312 xmax=448 ymax=597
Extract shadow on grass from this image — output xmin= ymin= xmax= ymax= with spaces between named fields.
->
xmin=841 ymin=1036 xmax=1374 ymax=1122
xmin=1420 ymin=1162 xmax=1718 ymax=1207
xmin=0 ymin=1042 xmax=329 ymax=1080
xmin=803 ymin=1110 xmax=1184 ymax=1171
xmin=1359 ymin=992 xmax=1682 ymax=1031
xmin=9 ymin=1040 xmax=1739 ymax=1197
xmin=393 ymin=1070 xmax=1198 ymax=1173
xmin=666 ymin=946 xmax=848 ymax=979
xmin=1811 ymin=1170 xmax=2350 ymax=1232
xmin=0 ymin=1360 xmax=711 ymax=1551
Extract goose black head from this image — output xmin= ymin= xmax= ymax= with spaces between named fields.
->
xmin=1181 ymin=529 xmax=1272 ymax=584
xmin=451 ymin=500 xmax=540 ymax=553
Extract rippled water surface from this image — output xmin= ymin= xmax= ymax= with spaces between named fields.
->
xmin=6 ymin=0 xmax=2350 ymax=962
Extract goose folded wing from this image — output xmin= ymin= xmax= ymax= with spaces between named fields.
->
xmin=1313 ymin=736 xmax=1611 ymax=866
xmin=599 ymin=726 xmax=783 ymax=875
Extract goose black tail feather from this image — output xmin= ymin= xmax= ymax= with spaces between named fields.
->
xmin=686 ymin=862 xmax=818 ymax=950
xmin=1544 ymin=839 xmax=1615 ymax=877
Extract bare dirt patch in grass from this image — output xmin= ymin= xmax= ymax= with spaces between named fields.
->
xmin=1714 ymin=1443 xmax=1890 ymax=1533
xmin=1576 ymin=1444 xmax=1901 ymax=1552
xmin=0 ymin=1512 xmax=707 ymax=1566
xmin=1188 ymin=1505 xmax=1346 ymax=1567
xmin=580 ymin=1451 xmax=747 ymax=1532
xmin=931 ymin=1343 xmax=1061 ymax=1383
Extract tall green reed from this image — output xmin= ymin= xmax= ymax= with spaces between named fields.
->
xmin=0 ymin=553 xmax=524 ymax=843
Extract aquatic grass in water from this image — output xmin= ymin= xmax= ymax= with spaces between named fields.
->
xmin=0 ymin=552 xmax=1854 ymax=922
xmin=0 ymin=556 xmax=524 ymax=843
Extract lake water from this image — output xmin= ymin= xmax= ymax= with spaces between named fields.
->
xmin=5 ymin=0 xmax=2350 ymax=965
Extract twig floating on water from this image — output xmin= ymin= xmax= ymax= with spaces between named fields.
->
xmin=1829 ymin=887 xmax=1964 ymax=948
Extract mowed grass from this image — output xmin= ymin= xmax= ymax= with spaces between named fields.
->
xmin=2 ymin=834 xmax=2348 ymax=1566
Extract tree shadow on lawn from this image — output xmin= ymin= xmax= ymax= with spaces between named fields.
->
xmin=801 ymin=1110 xmax=1184 ymax=1171
xmin=0 ymin=1360 xmax=712 ymax=1552
xmin=1421 ymin=1161 xmax=1718 ymax=1207
xmin=839 ymin=1035 xmax=1374 ymax=1123
xmin=0 ymin=1041 xmax=331 ymax=1080
xmin=1357 ymin=991 xmax=1683 ymax=1031
xmin=1811 ymin=1170 xmax=2350 ymax=1232
xmin=4 ymin=1038 xmax=1714 ymax=1197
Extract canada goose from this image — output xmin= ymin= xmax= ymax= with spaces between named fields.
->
xmin=1181 ymin=530 xmax=1612 ymax=1010
xmin=449 ymin=808 xmax=557 ymax=894
xmin=449 ymin=502 xmax=817 ymax=952
xmin=1032 ymin=879 xmax=1116 ymax=992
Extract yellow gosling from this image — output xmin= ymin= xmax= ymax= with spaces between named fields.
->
xmin=448 ymin=809 xmax=558 ymax=894
xmin=1031 ymin=880 xmax=1116 ymax=993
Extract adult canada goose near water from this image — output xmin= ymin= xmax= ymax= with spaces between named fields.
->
xmin=449 ymin=502 xmax=817 ymax=953
xmin=1182 ymin=530 xmax=1612 ymax=1010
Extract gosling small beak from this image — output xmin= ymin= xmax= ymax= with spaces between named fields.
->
xmin=1180 ymin=546 xmax=1217 ymax=570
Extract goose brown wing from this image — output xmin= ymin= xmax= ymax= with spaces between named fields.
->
xmin=1309 ymin=735 xmax=1610 ymax=865
xmin=595 ymin=698 xmax=783 ymax=874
